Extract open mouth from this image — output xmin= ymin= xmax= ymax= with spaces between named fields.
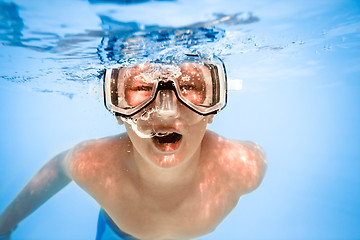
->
xmin=152 ymin=132 xmax=183 ymax=152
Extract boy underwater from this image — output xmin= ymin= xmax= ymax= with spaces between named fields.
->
xmin=0 ymin=54 xmax=267 ymax=240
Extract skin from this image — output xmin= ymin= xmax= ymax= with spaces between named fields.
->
xmin=0 ymin=82 xmax=267 ymax=240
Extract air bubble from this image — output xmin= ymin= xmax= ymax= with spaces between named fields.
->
xmin=121 ymin=116 xmax=153 ymax=138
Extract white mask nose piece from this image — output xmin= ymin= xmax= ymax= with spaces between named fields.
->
xmin=156 ymin=90 xmax=178 ymax=117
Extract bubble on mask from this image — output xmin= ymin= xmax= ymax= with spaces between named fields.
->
xmin=121 ymin=116 xmax=154 ymax=139
xmin=127 ymin=64 xmax=183 ymax=85
xmin=140 ymin=107 xmax=158 ymax=121
xmin=133 ymin=73 xmax=153 ymax=83
xmin=158 ymin=65 xmax=182 ymax=80
xmin=123 ymin=115 xmax=174 ymax=139
xmin=121 ymin=108 xmax=180 ymax=139
xmin=181 ymin=75 xmax=190 ymax=82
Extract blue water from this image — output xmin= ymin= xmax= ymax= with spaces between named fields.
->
xmin=1 ymin=0 xmax=360 ymax=239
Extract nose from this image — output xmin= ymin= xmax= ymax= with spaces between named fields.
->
xmin=155 ymin=90 xmax=178 ymax=117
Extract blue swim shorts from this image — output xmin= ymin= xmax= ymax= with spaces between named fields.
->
xmin=96 ymin=209 xmax=138 ymax=240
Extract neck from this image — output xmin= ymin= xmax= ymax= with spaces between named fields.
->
xmin=130 ymin=147 xmax=201 ymax=197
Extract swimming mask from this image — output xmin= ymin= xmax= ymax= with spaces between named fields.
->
xmin=103 ymin=54 xmax=227 ymax=117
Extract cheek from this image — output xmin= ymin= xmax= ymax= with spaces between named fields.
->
xmin=125 ymin=91 xmax=151 ymax=106
xmin=187 ymin=118 xmax=208 ymax=142
xmin=125 ymin=123 xmax=145 ymax=145
xmin=182 ymin=90 xmax=205 ymax=104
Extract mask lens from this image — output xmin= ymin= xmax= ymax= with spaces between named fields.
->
xmin=124 ymin=71 xmax=154 ymax=107
xmin=177 ymin=62 xmax=221 ymax=109
xmin=178 ymin=63 xmax=206 ymax=105
xmin=114 ymin=64 xmax=157 ymax=109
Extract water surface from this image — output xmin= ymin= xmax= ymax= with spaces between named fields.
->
xmin=1 ymin=0 xmax=360 ymax=239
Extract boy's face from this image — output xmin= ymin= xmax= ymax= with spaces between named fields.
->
xmin=119 ymin=95 xmax=213 ymax=168
xmin=106 ymin=58 xmax=226 ymax=167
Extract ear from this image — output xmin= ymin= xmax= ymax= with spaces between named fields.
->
xmin=207 ymin=115 xmax=215 ymax=124
xmin=116 ymin=115 xmax=124 ymax=125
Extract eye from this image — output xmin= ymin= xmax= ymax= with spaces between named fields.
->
xmin=179 ymin=84 xmax=205 ymax=104
xmin=133 ymin=85 xmax=153 ymax=91
xmin=180 ymin=85 xmax=198 ymax=91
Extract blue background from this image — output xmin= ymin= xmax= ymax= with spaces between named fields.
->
xmin=1 ymin=0 xmax=360 ymax=239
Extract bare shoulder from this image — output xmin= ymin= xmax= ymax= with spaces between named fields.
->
xmin=64 ymin=133 xmax=130 ymax=186
xmin=203 ymin=131 xmax=267 ymax=195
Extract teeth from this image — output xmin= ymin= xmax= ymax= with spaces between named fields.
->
xmin=153 ymin=132 xmax=182 ymax=144
xmin=156 ymin=132 xmax=171 ymax=137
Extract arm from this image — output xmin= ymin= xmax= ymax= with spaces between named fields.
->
xmin=239 ymin=141 xmax=267 ymax=194
xmin=0 ymin=150 xmax=72 ymax=237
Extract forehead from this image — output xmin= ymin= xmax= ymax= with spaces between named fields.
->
xmin=120 ymin=62 xmax=209 ymax=82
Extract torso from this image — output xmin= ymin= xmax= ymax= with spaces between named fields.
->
xmin=66 ymin=131 xmax=266 ymax=240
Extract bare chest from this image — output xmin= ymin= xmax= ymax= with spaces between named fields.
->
xmin=96 ymin=178 xmax=238 ymax=239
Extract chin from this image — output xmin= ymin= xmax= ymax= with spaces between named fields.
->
xmin=152 ymin=153 xmax=182 ymax=168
